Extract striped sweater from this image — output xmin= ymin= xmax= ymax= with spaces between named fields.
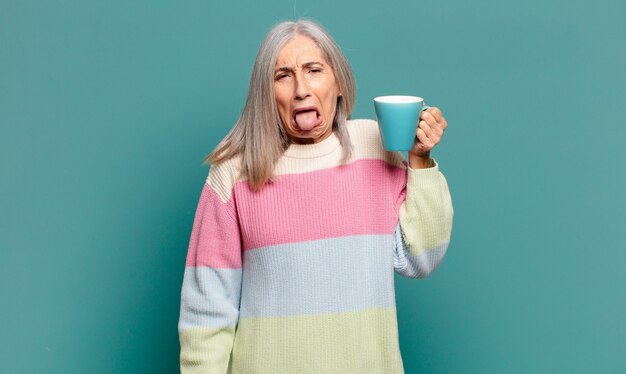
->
xmin=178 ymin=118 xmax=454 ymax=373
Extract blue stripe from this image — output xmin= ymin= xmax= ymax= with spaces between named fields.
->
xmin=240 ymin=234 xmax=396 ymax=317
xmin=178 ymin=267 xmax=242 ymax=332
xmin=394 ymin=224 xmax=449 ymax=278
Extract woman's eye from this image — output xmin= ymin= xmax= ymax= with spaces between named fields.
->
xmin=309 ymin=68 xmax=322 ymax=73
xmin=275 ymin=74 xmax=289 ymax=80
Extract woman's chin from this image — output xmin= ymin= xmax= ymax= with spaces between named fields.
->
xmin=292 ymin=125 xmax=332 ymax=143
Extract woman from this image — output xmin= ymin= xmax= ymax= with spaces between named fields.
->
xmin=178 ymin=19 xmax=453 ymax=373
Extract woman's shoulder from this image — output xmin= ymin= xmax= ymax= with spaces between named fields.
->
xmin=345 ymin=119 xmax=406 ymax=168
xmin=205 ymin=155 xmax=243 ymax=202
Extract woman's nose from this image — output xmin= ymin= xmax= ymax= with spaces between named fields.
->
xmin=294 ymin=74 xmax=310 ymax=100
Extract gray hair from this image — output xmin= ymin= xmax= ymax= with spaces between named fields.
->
xmin=205 ymin=19 xmax=356 ymax=191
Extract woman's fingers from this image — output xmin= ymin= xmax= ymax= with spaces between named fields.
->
xmin=420 ymin=110 xmax=443 ymax=134
xmin=413 ymin=106 xmax=447 ymax=155
xmin=428 ymin=106 xmax=444 ymax=123
xmin=416 ymin=126 xmax=435 ymax=150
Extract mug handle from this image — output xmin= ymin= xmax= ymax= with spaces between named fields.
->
xmin=421 ymin=102 xmax=430 ymax=112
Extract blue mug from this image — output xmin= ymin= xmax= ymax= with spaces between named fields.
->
xmin=374 ymin=95 xmax=430 ymax=151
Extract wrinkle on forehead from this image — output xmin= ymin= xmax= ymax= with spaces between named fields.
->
xmin=275 ymin=36 xmax=327 ymax=70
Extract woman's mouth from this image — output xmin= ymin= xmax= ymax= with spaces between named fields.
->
xmin=293 ymin=107 xmax=322 ymax=131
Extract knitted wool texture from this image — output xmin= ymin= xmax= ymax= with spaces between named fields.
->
xmin=179 ymin=119 xmax=453 ymax=373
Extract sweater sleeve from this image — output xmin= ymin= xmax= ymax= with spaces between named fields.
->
xmin=178 ymin=174 xmax=242 ymax=373
xmin=393 ymin=159 xmax=454 ymax=278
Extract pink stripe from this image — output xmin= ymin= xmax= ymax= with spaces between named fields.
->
xmin=234 ymin=159 xmax=407 ymax=250
xmin=185 ymin=183 xmax=242 ymax=268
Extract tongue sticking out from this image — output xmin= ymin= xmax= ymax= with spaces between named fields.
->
xmin=294 ymin=110 xmax=319 ymax=131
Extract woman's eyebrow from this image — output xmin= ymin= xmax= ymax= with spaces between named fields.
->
xmin=274 ymin=61 xmax=325 ymax=73
xmin=302 ymin=61 xmax=324 ymax=68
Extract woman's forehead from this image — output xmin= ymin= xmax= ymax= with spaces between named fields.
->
xmin=275 ymin=35 xmax=327 ymax=68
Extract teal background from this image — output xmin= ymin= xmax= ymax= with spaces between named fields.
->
xmin=1 ymin=0 xmax=624 ymax=372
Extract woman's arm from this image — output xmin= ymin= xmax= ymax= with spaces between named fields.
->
xmin=393 ymin=161 xmax=453 ymax=278
xmin=179 ymin=168 xmax=242 ymax=373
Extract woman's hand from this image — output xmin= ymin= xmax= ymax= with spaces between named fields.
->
xmin=408 ymin=106 xmax=448 ymax=168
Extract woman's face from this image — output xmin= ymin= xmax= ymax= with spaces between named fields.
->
xmin=274 ymin=35 xmax=340 ymax=144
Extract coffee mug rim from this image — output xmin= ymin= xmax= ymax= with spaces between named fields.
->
xmin=374 ymin=95 xmax=424 ymax=104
